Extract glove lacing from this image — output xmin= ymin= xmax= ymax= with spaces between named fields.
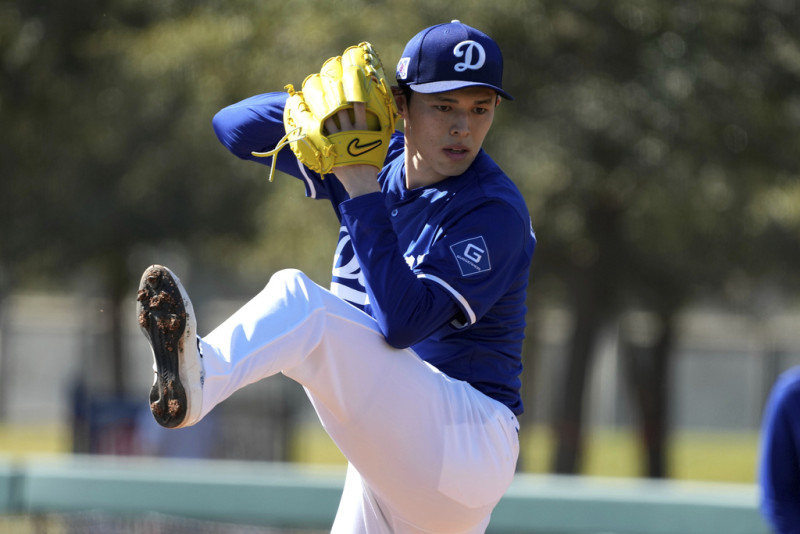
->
xmin=251 ymin=126 xmax=305 ymax=183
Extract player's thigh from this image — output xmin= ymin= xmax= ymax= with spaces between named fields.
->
xmin=297 ymin=325 xmax=517 ymax=528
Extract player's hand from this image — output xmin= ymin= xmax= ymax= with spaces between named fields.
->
xmin=325 ymin=102 xmax=369 ymax=134
xmin=326 ymin=103 xmax=381 ymax=198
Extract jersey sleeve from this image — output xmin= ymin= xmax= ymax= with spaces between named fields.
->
xmin=339 ymin=193 xmax=464 ymax=348
xmin=211 ymin=92 xmax=333 ymax=200
xmin=414 ymin=200 xmax=535 ymax=328
xmin=339 ymin=192 xmax=534 ymax=348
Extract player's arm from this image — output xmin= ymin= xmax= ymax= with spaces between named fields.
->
xmin=213 ymin=92 xmax=288 ymax=161
xmin=339 ymin=194 xmax=531 ymax=348
xmin=339 ymin=192 xmax=460 ymax=347
xmin=212 ymin=92 xmax=333 ymax=197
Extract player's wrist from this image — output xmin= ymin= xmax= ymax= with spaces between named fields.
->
xmin=333 ymin=164 xmax=381 ymax=197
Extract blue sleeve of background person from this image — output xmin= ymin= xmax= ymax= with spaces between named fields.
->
xmin=759 ymin=368 xmax=800 ymax=534
xmin=339 ymin=193 xmax=463 ymax=348
xmin=211 ymin=92 xmax=336 ymax=201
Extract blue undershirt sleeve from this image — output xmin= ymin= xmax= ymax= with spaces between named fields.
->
xmin=339 ymin=192 xmax=462 ymax=349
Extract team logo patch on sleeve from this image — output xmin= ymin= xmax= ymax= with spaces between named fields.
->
xmin=450 ymin=236 xmax=491 ymax=276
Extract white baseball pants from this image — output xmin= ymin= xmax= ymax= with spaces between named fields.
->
xmin=197 ymin=269 xmax=520 ymax=533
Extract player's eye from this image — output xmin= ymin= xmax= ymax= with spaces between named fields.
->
xmin=473 ymin=107 xmax=489 ymax=115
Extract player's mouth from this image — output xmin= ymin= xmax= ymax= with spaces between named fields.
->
xmin=443 ymin=145 xmax=470 ymax=160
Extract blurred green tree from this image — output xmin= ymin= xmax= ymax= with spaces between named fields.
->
xmin=480 ymin=0 xmax=800 ymax=477
xmin=1 ymin=0 xmax=268 ymax=395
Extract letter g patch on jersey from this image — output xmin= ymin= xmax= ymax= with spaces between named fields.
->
xmin=450 ymin=236 xmax=491 ymax=276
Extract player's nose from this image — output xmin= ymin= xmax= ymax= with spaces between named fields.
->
xmin=450 ymin=111 xmax=469 ymax=137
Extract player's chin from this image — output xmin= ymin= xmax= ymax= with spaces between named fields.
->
xmin=439 ymin=151 xmax=476 ymax=176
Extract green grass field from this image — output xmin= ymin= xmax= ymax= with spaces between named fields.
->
xmin=0 ymin=423 xmax=760 ymax=484
xmin=0 ymin=424 xmax=71 ymax=456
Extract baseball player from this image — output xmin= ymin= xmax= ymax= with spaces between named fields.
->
xmin=137 ymin=21 xmax=535 ymax=533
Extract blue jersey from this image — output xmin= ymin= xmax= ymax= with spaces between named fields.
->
xmin=760 ymin=367 xmax=800 ymax=533
xmin=213 ymin=92 xmax=536 ymax=415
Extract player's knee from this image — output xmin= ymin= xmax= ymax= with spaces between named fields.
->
xmin=267 ymin=268 xmax=309 ymax=291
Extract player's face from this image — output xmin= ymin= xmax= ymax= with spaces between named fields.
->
xmin=399 ymin=87 xmax=498 ymax=188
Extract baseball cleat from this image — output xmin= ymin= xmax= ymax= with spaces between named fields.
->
xmin=136 ymin=265 xmax=204 ymax=429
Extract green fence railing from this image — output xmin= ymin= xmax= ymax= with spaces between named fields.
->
xmin=0 ymin=455 xmax=772 ymax=534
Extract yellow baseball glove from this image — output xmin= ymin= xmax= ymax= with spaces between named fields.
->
xmin=253 ymin=42 xmax=399 ymax=181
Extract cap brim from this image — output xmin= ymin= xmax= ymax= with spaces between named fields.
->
xmin=409 ymin=80 xmax=514 ymax=101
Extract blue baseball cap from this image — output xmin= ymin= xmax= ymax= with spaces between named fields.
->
xmin=396 ymin=20 xmax=513 ymax=100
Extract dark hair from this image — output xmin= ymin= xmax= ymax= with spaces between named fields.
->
xmin=398 ymin=83 xmax=413 ymax=103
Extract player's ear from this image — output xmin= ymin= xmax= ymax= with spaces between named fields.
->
xmin=392 ymin=86 xmax=409 ymax=117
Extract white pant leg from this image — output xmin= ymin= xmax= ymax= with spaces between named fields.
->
xmin=198 ymin=269 xmax=333 ymax=415
xmin=198 ymin=269 xmax=519 ymax=533
xmin=330 ymin=464 xmax=387 ymax=534
xmin=331 ymin=465 xmax=494 ymax=534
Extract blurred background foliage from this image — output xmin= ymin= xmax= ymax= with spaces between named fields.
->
xmin=2 ymin=0 xmax=799 ymax=478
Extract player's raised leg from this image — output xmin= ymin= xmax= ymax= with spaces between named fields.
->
xmin=137 ymin=266 xmax=517 ymax=531
xmin=196 ymin=268 xmax=519 ymax=533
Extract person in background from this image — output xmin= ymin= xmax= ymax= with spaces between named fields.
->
xmin=760 ymin=366 xmax=800 ymax=533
